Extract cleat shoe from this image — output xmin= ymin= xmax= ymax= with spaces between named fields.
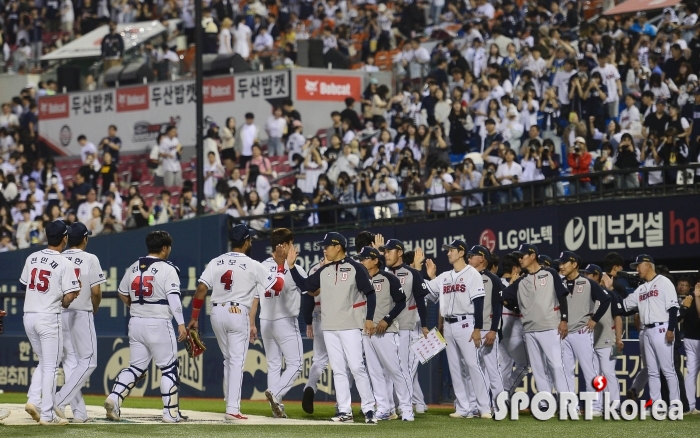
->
xmin=162 ymin=414 xmax=187 ymax=423
xmin=265 ymin=390 xmax=285 ymax=418
xmin=402 ymin=416 xmax=415 ymax=421
xmin=591 ymin=410 xmax=603 ymax=417
xmin=691 ymin=409 xmax=700 ymax=415
xmin=278 ymin=404 xmax=287 ymax=419
xmin=415 ymin=405 xmax=427 ymax=414
xmin=330 ymin=412 xmax=354 ymax=423
xmin=104 ymin=398 xmax=120 ymax=421
xmin=365 ymin=410 xmax=377 ymax=424
xmin=478 ymin=412 xmax=493 ymax=419
xmin=25 ymin=403 xmax=40 ymax=422
xmin=54 ymin=406 xmax=67 ymax=419
xmin=449 ymin=412 xmax=469 ymax=418
xmin=225 ymin=413 xmax=248 ymax=420
xmin=72 ymin=417 xmax=91 ymax=423
xmin=302 ymin=387 xmax=315 ymax=414
xmin=376 ymin=412 xmax=392 ymax=421
xmin=39 ymin=417 xmax=69 ymax=426
xmin=334 ymin=403 xmax=340 ymax=416
xmin=626 ymin=389 xmax=638 ymax=401
xmin=389 ymin=409 xmax=398 ymax=420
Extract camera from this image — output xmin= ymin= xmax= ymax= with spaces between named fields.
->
xmin=543 ymin=146 xmax=550 ymax=152
xmin=486 ymin=168 xmax=494 ymax=175
xmin=617 ymin=271 xmax=644 ymax=288
xmin=574 ymin=145 xmax=581 ymax=153
xmin=529 ymin=146 xmax=536 ymax=153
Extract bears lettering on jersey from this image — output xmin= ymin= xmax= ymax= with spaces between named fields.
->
xmin=443 ymin=284 xmax=467 ymax=294
xmin=640 ymin=290 xmax=660 ymax=301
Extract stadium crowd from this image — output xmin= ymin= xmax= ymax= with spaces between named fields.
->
xmin=4 ymin=2 xmax=700 ymax=251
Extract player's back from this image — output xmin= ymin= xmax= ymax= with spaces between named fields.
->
xmin=62 ymin=248 xmax=106 ymax=312
xmin=21 ymin=248 xmax=80 ymax=314
xmin=390 ymin=264 xmax=422 ymax=330
xmin=199 ymin=252 xmax=275 ymax=308
xmin=118 ymin=256 xmax=181 ymax=319
xmin=258 ymin=258 xmax=306 ymax=320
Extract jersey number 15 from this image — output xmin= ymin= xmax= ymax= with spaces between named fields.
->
xmin=28 ymin=268 xmax=51 ymax=293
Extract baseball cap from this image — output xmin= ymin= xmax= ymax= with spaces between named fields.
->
xmin=574 ymin=136 xmax=586 ymax=145
xmin=580 ymin=263 xmax=602 ymax=277
xmin=442 ymin=239 xmax=468 ymax=252
xmin=555 ymin=251 xmax=580 ymax=265
xmin=468 ymin=245 xmax=491 ymax=262
xmin=369 ymin=77 xmax=379 ymax=85
xmin=513 ymin=243 xmax=538 ymax=257
xmin=68 ymin=222 xmax=92 ymax=240
xmin=538 ymin=255 xmax=552 ymax=267
xmin=46 ymin=220 xmax=71 ymax=239
xmin=320 ymin=232 xmax=347 ymax=249
xmin=354 ymin=246 xmax=381 ymax=260
xmin=229 ymin=224 xmax=256 ymax=243
xmin=656 ymin=98 xmax=667 ymax=106
xmin=630 ymin=254 xmax=654 ymax=269
xmin=380 ymin=239 xmax=405 ymax=252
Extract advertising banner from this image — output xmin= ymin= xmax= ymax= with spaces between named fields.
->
xmin=38 ymin=71 xmax=290 ymax=156
xmin=295 ymin=74 xmax=362 ymax=102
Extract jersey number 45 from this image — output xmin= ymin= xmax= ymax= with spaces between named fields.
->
xmin=130 ymin=276 xmax=154 ymax=297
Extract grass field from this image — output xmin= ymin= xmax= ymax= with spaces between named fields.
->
xmin=0 ymin=392 xmax=697 ymax=438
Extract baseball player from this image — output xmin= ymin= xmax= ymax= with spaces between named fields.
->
xmin=356 ymin=246 xmax=414 ymax=421
xmin=621 ymin=254 xmax=681 ymax=406
xmin=54 ymin=223 xmax=105 ymax=423
xmin=1 ymin=307 xmax=10 ymax=421
xmin=105 ymin=230 xmax=187 ymax=423
xmin=498 ymin=253 xmax=528 ymax=397
xmin=424 ymin=239 xmax=491 ymax=419
xmin=499 ymin=244 xmax=571 ymax=403
xmin=249 ymin=228 xmax=306 ymax=418
xmin=467 ymin=245 xmax=504 ymax=406
xmin=382 ymin=239 xmax=429 ymax=414
xmin=187 ymin=225 xmax=284 ymax=420
xmin=404 ymin=246 xmax=430 ymax=412
xmin=301 ymin=259 xmax=328 ymax=414
xmin=581 ymin=264 xmax=625 ymax=406
xmin=21 ymin=220 xmax=80 ymax=425
xmin=680 ymin=281 xmax=700 ymax=414
xmin=288 ymin=232 xmax=378 ymax=424
xmin=556 ymin=251 xmax=611 ymax=414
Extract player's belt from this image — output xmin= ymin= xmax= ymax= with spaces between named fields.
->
xmin=445 ymin=315 xmax=470 ymax=323
xmin=141 ymin=299 xmax=168 ymax=305
xmin=352 ymin=301 xmax=367 ymax=308
xmin=213 ymin=302 xmax=243 ymax=307
xmin=408 ymin=305 xmax=417 ymax=310
xmin=502 ymin=312 xmax=522 ymax=317
xmin=644 ymin=322 xmax=667 ymax=328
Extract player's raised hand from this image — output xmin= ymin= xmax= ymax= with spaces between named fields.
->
xmin=373 ymin=234 xmax=385 ymax=249
xmin=425 ymin=259 xmax=437 ymax=279
xmin=558 ymin=321 xmax=568 ymax=340
xmin=413 ymin=247 xmax=425 ymax=269
xmin=286 ymin=244 xmax=298 ymax=266
xmin=306 ymin=325 xmax=314 ymax=339
xmin=177 ymin=324 xmax=187 ymax=342
xmin=601 ymin=273 xmax=613 ymax=290
xmin=694 ymin=283 xmax=700 ymax=298
xmin=682 ymin=295 xmax=694 ymax=308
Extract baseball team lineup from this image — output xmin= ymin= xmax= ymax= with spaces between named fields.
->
xmin=11 ymin=218 xmax=695 ymax=425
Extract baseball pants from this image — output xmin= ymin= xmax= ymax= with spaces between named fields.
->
xmin=479 ymin=334 xmax=504 ymax=407
xmin=408 ymin=324 xmax=427 ymax=410
xmin=595 ymin=347 xmax=620 ymax=403
xmin=261 ymin=317 xmax=303 ymax=401
xmin=211 ymin=304 xmax=250 ymax=415
xmin=363 ymin=332 xmax=414 ymax=419
xmin=24 ymin=313 xmax=63 ymax=422
xmin=305 ymin=317 xmax=329 ymax=393
xmin=524 ymin=329 xmax=571 ymax=396
xmin=55 ymin=310 xmax=97 ymax=420
xmin=107 ymin=317 xmax=180 ymax=418
xmin=631 ymin=329 xmax=648 ymax=393
xmin=461 ymin=360 xmax=477 ymax=412
xmin=498 ymin=314 xmax=529 ymax=396
xmin=444 ymin=316 xmax=491 ymax=415
xmin=563 ymin=330 xmax=601 ymax=410
xmin=323 ymin=329 xmax=375 ymax=415
xmin=684 ymin=338 xmax=700 ymax=411
xmin=643 ymin=323 xmax=680 ymax=403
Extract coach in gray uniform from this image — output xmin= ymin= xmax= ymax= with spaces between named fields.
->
xmin=500 ymin=244 xmax=572 ymax=400
xmin=556 ymin=251 xmax=611 ymax=415
xmin=288 ymin=232 xmax=378 ymax=424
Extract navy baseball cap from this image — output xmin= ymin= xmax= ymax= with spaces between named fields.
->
xmin=442 ymin=239 xmax=468 ymax=253
xmin=354 ymin=246 xmax=381 ymax=260
xmin=46 ymin=220 xmax=71 ymax=239
xmin=68 ymin=222 xmax=92 ymax=240
xmin=468 ymin=245 xmax=491 ymax=262
xmin=555 ymin=251 xmax=580 ymax=265
xmin=380 ymin=239 xmax=404 ymax=252
xmin=580 ymin=263 xmax=602 ymax=277
xmin=320 ymin=232 xmax=347 ymax=249
xmin=630 ymin=254 xmax=654 ymax=269
xmin=513 ymin=243 xmax=538 ymax=257
xmin=229 ymin=224 xmax=256 ymax=243
xmin=538 ymin=255 xmax=552 ymax=267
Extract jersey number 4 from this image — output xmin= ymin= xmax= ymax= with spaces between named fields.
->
xmin=130 ymin=276 xmax=154 ymax=297
xmin=29 ymin=268 xmax=51 ymax=293
xmin=219 ymin=270 xmax=279 ymax=298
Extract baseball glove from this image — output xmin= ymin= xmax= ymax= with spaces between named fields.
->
xmin=184 ymin=329 xmax=206 ymax=358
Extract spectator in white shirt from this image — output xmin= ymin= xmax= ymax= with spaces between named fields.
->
xmin=77 ymin=188 xmax=104 ymax=223
xmin=322 ymin=26 xmax=337 ymax=54
xmin=78 ymin=135 xmax=97 ymax=164
xmin=592 ymin=53 xmax=622 ymax=118
xmin=159 ymin=125 xmax=183 ymax=187
xmin=203 ymin=151 xmax=225 ymax=199
xmin=495 ymin=148 xmax=523 ymax=202
xmin=0 ymin=104 xmax=19 ymax=129
xmin=286 ymin=120 xmax=306 ymax=165
xmin=253 ymin=27 xmax=274 ymax=52
xmin=619 ymin=94 xmax=642 ymax=134
xmin=265 ymin=106 xmax=287 ymax=156
xmin=236 ymin=112 xmax=259 ymax=168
